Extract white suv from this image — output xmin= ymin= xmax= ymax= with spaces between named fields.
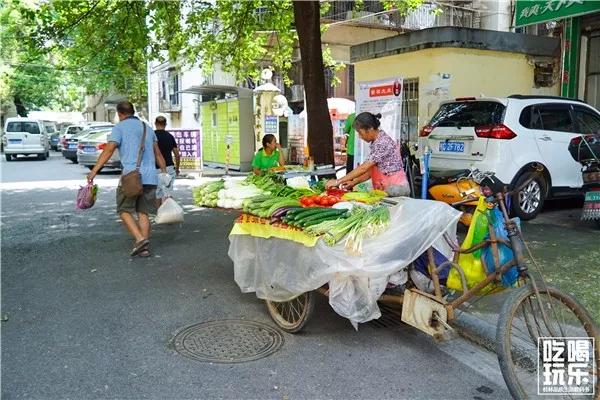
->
xmin=3 ymin=117 xmax=50 ymax=161
xmin=418 ymin=95 xmax=600 ymax=219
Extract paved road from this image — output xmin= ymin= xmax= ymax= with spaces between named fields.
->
xmin=0 ymin=150 xmax=121 ymax=184
xmin=1 ymin=153 xmax=594 ymax=399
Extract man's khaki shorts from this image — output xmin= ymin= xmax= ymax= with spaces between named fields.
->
xmin=116 ymin=184 xmax=157 ymax=215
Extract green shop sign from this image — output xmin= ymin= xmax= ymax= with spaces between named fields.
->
xmin=515 ymin=0 xmax=600 ymax=27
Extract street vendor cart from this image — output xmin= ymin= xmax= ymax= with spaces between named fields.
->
xmin=195 ymin=169 xmax=599 ymax=400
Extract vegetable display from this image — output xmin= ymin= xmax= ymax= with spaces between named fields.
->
xmin=193 ymin=172 xmax=392 ymax=255
xmin=342 ymin=190 xmax=387 ymax=204
xmin=193 ymin=180 xmax=225 ymax=207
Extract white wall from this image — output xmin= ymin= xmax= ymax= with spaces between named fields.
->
xmin=148 ymin=61 xmax=238 ymax=130
xmin=478 ymin=0 xmax=512 ymax=32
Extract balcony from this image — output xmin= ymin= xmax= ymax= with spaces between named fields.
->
xmin=321 ymin=1 xmax=480 ymax=31
xmin=158 ymin=97 xmax=181 ymax=113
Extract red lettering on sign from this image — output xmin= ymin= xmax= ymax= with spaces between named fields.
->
xmin=369 ymin=84 xmax=394 ymax=97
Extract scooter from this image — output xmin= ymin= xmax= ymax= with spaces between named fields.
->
xmin=426 ymin=169 xmax=502 ymax=226
xmin=569 ymin=134 xmax=600 ymax=229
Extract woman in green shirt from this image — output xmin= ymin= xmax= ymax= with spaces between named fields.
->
xmin=252 ymin=134 xmax=285 ymax=175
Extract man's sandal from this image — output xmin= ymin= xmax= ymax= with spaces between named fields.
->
xmin=130 ymin=239 xmax=149 ymax=257
xmin=138 ymin=249 xmax=151 ymax=258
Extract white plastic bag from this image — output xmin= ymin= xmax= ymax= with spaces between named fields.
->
xmin=157 ymin=172 xmax=174 ymax=199
xmin=155 ymin=197 xmax=184 ymax=224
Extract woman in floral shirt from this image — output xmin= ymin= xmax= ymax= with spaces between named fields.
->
xmin=326 ymin=112 xmax=409 ymax=197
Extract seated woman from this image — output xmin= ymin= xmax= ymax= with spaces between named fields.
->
xmin=252 ymin=134 xmax=285 ymax=175
xmin=326 ymin=112 xmax=410 ymax=197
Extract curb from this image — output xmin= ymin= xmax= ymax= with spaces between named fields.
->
xmin=454 ymin=312 xmax=498 ymax=353
xmin=454 ymin=312 xmax=537 ymax=368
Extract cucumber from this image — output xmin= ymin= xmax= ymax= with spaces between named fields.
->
xmin=300 ymin=212 xmax=347 ymax=227
xmin=292 ymin=209 xmax=328 ymax=221
xmin=294 ymin=208 xmax=345 ymax=221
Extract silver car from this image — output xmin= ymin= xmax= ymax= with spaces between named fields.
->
xmin=77 ymin=128 xmax=121 ymax=171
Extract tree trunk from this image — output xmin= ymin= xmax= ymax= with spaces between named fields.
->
xmin=14 ymin=96 xmax=27 ymax=117
xmin=292 ymin=1 xmax=333 ymax=166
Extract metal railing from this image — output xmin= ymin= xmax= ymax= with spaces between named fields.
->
xmin=158 ymin=98 xmax=182 ymax=113
xmin=321 ymin=1 xmax=480 ymax=30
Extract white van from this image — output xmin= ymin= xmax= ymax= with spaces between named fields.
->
xmin=3 ymin=117 xmax=50 ymax=161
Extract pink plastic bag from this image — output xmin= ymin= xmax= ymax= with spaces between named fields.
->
xmin=76 ymin=182 xmax=98 ymax=210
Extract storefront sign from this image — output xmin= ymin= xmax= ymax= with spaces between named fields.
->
xmin=515 ymin=0 xmax=600 ymax=27
xmin=355 ymin=77 xmax=403 ymax=166
xmin=169 ymin=129 xmax=202 ymax=170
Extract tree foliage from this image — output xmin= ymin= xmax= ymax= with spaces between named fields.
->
xmin=21 ymin=0 xmax=150 ymax=104
xmin=0 ymin=0 xmax=83 ymax=115
xmin=5 ymin=0 xmax=422 ymax=160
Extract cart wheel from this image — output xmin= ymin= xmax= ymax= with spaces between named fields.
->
xmin=497 ymin=284 xmax=599 ymax=399
xmin=265 ymin=292 xmax=315 ymax=333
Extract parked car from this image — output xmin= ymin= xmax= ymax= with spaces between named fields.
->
xmin=3 ymin=117 xmax=50 ymax=161
xmin=59 ymin=124 xmax=85 ymax=151
xmin=77 ymin=128 xmax=121 ymax=171
xmin=42 ymin=121 xmax=60 ymax=151
xmin=418 ymin=95 xmax=600 ymax=220
xmin=62 ymin=124 xmax=113 ymax=163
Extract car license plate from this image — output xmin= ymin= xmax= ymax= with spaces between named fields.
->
xmin=69 ymin=144 xmax=77 ymax=149
xmin=84 ymin=146 xmax=96 ymax=153
xmin=8 ymin=139 xmax=22 ymax=144
xmin=439 ymin=141 xmax=465 ymax=152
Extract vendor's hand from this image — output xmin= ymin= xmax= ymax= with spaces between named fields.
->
xmin=87 ymin=169 xmax=96 ymax=183
xmin=340 ymin=182 xmax=354 ymax=191
xmin=325 ymin=179 xmax=339 ymax=189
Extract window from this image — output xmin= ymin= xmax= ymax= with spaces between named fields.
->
xmin=44 ymin=123 xmax=56 ymax=133
xmin=169 ymin=74 xmax=180 ymax=106
xmin=324 ymin=68 xmax=335 ymax=98
xmin=519 ymin=106 xmax=543 ymax=129
xmin=67 ymin=126 xmax=82 ymax=135
xmin=573 ymin=106 xmax=600 ymax=134
xmin=430 ymin=101 xmax=505 ymax=127
xmin=6 ymin=121 xmax=40 ymax=134
xmin=402 ymin=78 xmax=419 ymax=141
xmin=536 ymin=104 xmax=576 ymax=133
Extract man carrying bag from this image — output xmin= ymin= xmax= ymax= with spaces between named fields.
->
xmin=87 ymin=101 xmax=168 ymax=258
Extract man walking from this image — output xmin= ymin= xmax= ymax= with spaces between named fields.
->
xmin=154 ymin=116 xmax=180 ymax=202
xmin=87 ymin=101 xmax=167 ymax=258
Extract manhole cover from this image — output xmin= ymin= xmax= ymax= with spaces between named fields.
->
xmin=173 ymin=319 xmax=284 ymax=363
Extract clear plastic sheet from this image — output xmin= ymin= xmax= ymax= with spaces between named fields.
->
xmin=229 ymin=198 xmax=461 ymax=327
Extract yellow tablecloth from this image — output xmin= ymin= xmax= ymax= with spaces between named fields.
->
xmin=229 ymin=214 xmax=319 ymax=247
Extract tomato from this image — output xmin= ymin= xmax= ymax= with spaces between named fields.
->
xmin=313 ymin=196 xmax=323 ymax=206
xmin=304 ymin=198 xmax=314 ymax=206
xmin=328 ymin=196 xmax=338 ymax=205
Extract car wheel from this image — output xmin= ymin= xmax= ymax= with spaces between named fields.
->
xmin=46 ymin=151 xmax=50 ymax=157
xmin=5 ymin=154 xmax=12 ymax=161
xmin=38 ymin=152 xmax=47 ymax=161
xmin=511 ymin=172 xmax=546 ymax=220
xmin=71 ymin=158 xmax=78 ymax=164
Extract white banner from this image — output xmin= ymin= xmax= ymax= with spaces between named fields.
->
xmin=355 ymin=77 xmax=403 ymax=166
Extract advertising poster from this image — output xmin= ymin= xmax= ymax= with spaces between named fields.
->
xmin=169 ymin=129 xmax=202 ymax=170
xmin=355 ymin=77 xmax=403 ymax=166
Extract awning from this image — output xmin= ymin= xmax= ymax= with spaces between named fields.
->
xmin=179 ymin=85 xmax=253 ymax=100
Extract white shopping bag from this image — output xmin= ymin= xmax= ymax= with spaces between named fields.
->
xmin=155 ymin=197 xmax=184 ymax=224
